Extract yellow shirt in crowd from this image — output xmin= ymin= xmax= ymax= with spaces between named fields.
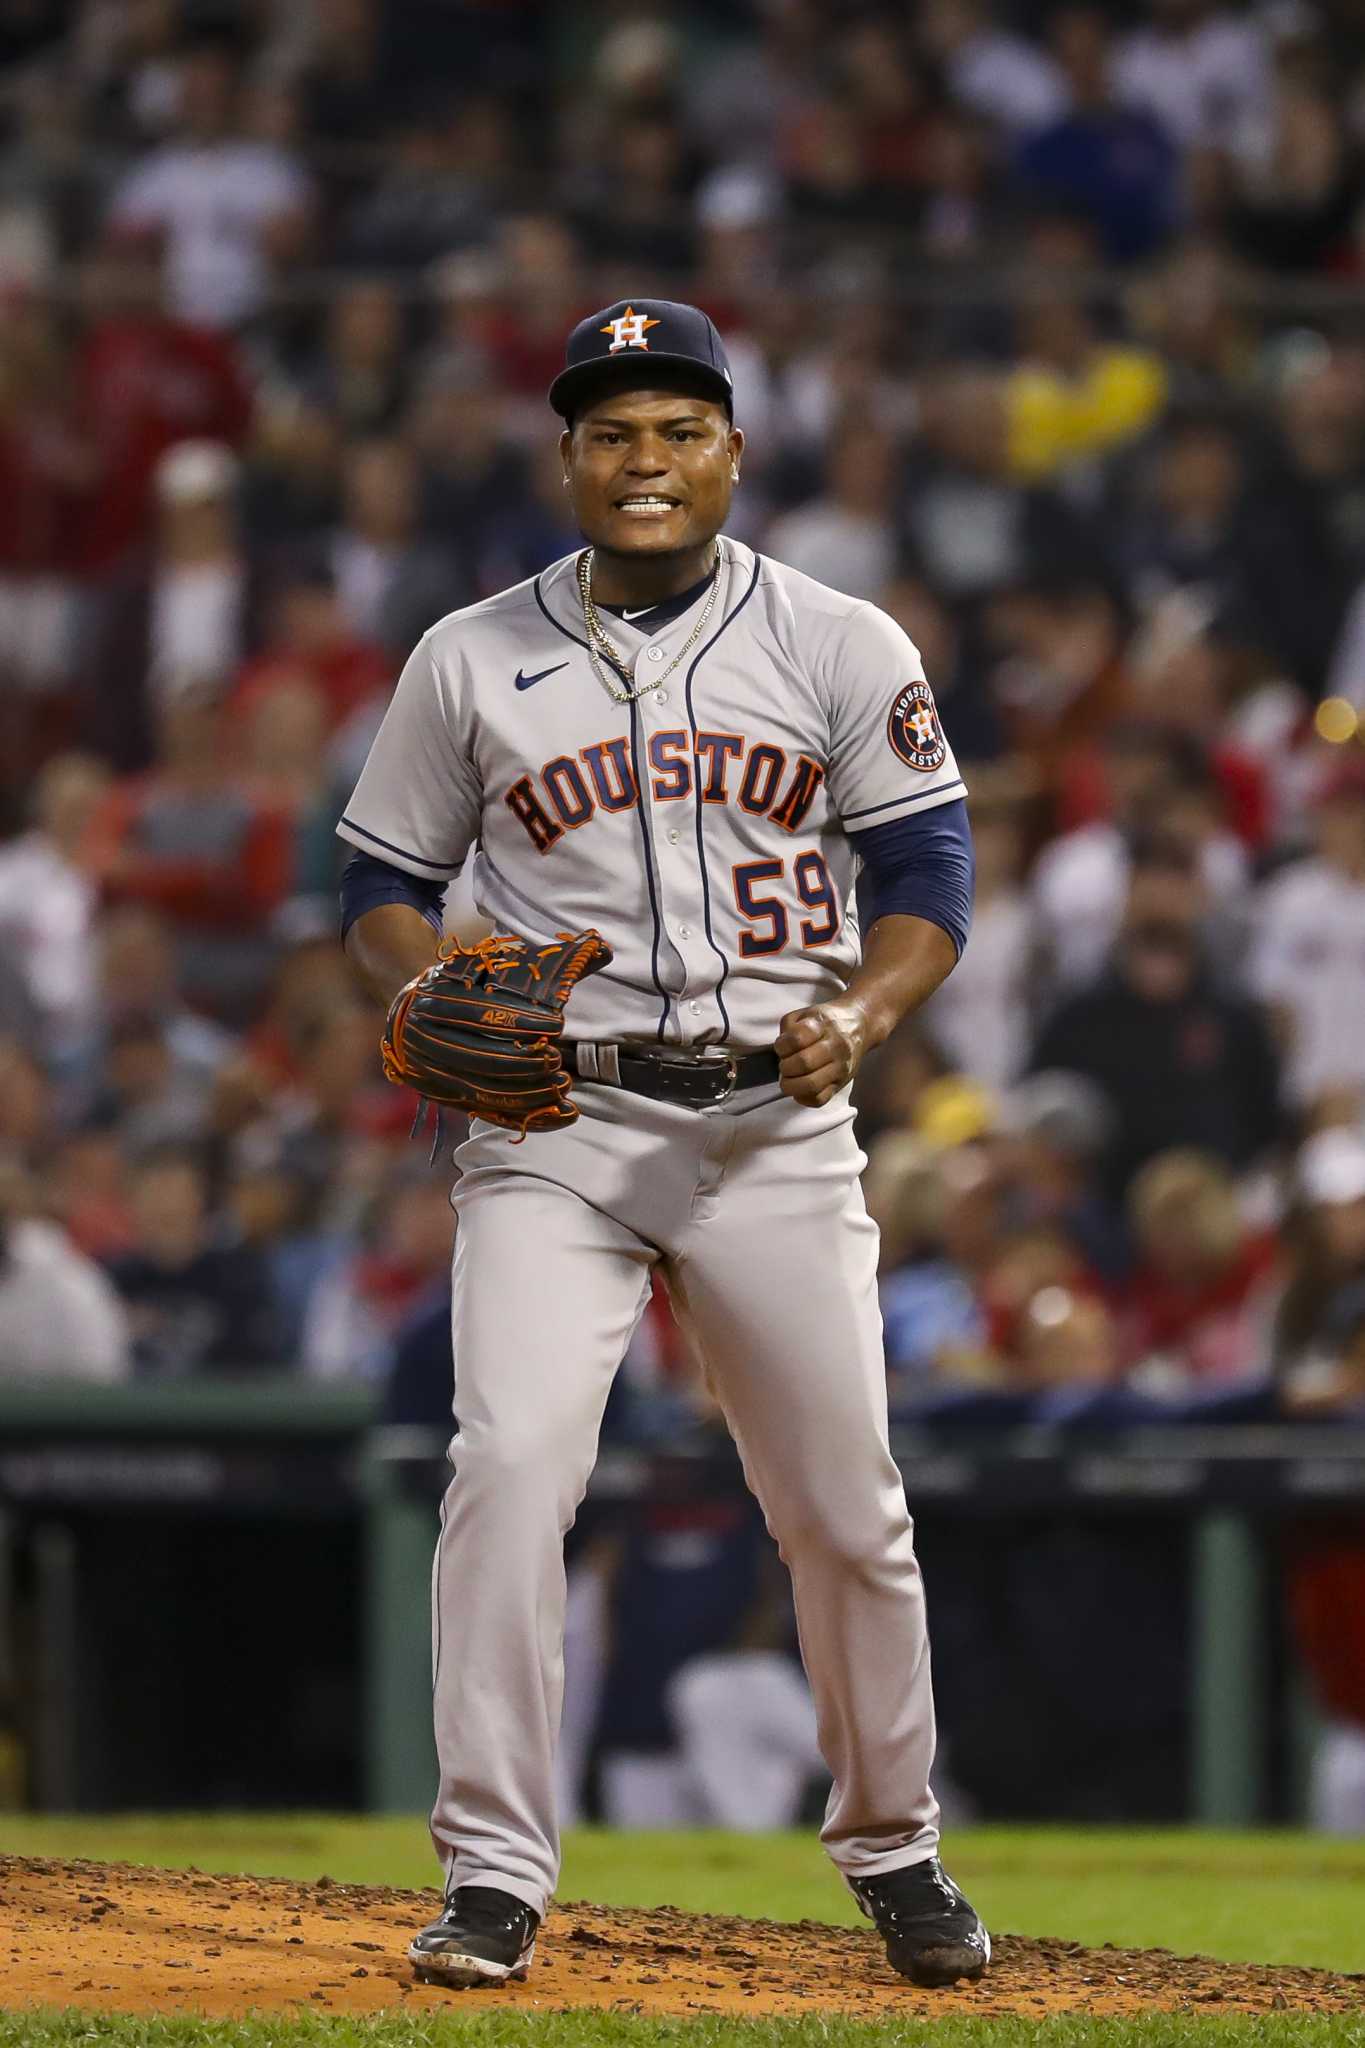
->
xmin=1007 ymin=348 xmax=1169 ymax=481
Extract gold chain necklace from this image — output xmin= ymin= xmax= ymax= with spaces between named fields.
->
xmin=576 ymin=547 xmax=721 ymax=705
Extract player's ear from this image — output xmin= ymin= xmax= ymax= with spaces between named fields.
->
xmin=727 ymin=424 xmax=744 ymax=483
xmin=559 ymin=426 xmax=573 ymax=483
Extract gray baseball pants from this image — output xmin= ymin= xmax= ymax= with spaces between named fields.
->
xmin=430 ymin=1080 xmax=941 ymax=1917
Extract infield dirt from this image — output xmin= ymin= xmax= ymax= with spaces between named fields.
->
xmin=2 ymin=1856 xmax=1362 ymax=2021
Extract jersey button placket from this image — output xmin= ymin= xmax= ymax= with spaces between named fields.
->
xmin=633 ymin=655 xmax=711 ymax=1041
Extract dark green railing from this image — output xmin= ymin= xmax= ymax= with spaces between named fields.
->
xmin=3 ymin=1381 xmax=1363 ymax=1822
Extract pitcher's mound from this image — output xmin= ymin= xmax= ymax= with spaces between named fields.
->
xmin=2 ymin=1855 xmax=1361 ymax=2021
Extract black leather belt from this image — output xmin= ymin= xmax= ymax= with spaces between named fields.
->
xmin=563 ymin=1040 xmax=780 ymax=1107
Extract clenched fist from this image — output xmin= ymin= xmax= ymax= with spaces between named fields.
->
xmin=774 ymin=999 xmax=871 ymax=1106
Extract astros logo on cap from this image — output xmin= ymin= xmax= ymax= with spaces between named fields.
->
xmin=601 ymin=306 xmax=660 ymax=353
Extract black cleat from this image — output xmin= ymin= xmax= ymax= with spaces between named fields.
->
xmin=851 ymin=1856 xmax=991 ymax=1988
xmin=408 ymin=1884 xmax=539 ymax=1987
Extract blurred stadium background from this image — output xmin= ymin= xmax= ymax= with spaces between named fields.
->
xmin=2 ymin=0 xmax=1365 ymax=1855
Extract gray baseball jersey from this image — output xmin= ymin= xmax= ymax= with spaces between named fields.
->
xmin=338 ymin=535 xmax=964 ymax=1047
xmin=344 ymin=535 xmax=962 ymax=1924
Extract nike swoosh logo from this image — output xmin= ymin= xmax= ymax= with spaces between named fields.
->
xmin=514 ymin=662 xmax=569 ymax=691
xmin=622 ymin=607 xmax=652 ymax=621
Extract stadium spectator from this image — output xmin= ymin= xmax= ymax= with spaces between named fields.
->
xmin=1033 ymin=724 xmax=1244 ymax=994
xmin=237 ymin=996 xmax=398 ymax=1206
xmin=1120 ymin=405 xmax=1336 ymax=689
xmin=328 ymin=436 xmax=459 ymax=656
xmin=0 ymin=1155 xmax=129 ymax=1382
xmin=1252 ymin=760 xmax=1365 ymax=1118
xmin=409 ymin=359 xmax=528 ymax=576
xmin=69 ymin=226 xmax=253 ymax=578
xmin=1273 ymin=1129 xmax=1365 ymax=1407
xmin=1005 ymin=260 xmax=1168 ymax=485
xmin=41 ymin=1124 xmax=132 ymax=1262
xmin=572 ymin=106 xmax=696 ymax=276
xmin=0 ymin=753 xmax=109 ymax=1065
xmin=72 ymin=0 xmax=183 ymax=150
xmin=1016 ymin=1283 xmax=1120 ymax=1387
xmin=0 ymin=56 xmax=117 ymax=263
xmin=92 ymin=903 xmax=232 ymax=1083
xmin=1030 ymin=841 xmax=1283 ymax=1199
xmin=230 ymin=566 xmax=389 ymax=735
xmin=474 ymin=437 xmax=583 ymax=594
xmin=301 ymin=277 xmax=408 ymax=440
xmin=107 ymin=31 xmax=313 ymax=330
xmin=339 ymin=91 xmax=511 ymax=276
xmin=104 ymin=1145 xmax=281 ymax=1375
xmin=1121 ymin=1149 xmax=1278 ymax=1387
xmin=863 ymin=1134 xmax=988 ymax=1400
xmin=922 ymin=768 xmax=1033 ymax=1086
xmin=1128 ymin=237 xmax=1257 ymax=405
xmin=982 ymin=575 xmax=1131 ymax=798
xmin=1018 ymin=7 xmax=1179 ymax=262
xmin=917 ymin=0 xmax=1067 ymax=140
xmin=997 ymin=1070 xmax=1128 ymax=1283
xmin=1271 ymin=349 xmax=1365 ymax=652
xmin=293 ymin=0 xmax=400 ymax=154
xmin=0 ymin=1040 xmax=55 ymax=1168
xmin=1229 ymin=36 xmax=1356 ymax=274
xmin=242 ymin=917 xmax=359 ymax=1093
xmin=82 ymin=437 xmax=252 ymax=769
xmin=87 ymin=1009 xmax=216 ymax=1157
xmin=0 ymin=282 xmax=85 ymax=708
xmin=85 ymin=688 xmax=291 ymax=1022
xmin=764 ymin=412 xmax=899 ymax=601
xmin=225 ymin=1148 xmax=339 ymax=1359
xmin=899 ymin=366 xmax=1085 ymax=609
xmin=1113 ymin=0 xmax=1271 ymax=166
xmin=301 ymin=1161 xmax=454 ymax=1381
xmin=238 ymin=392 xmax=343 ymax=554
xmin=240 ymin=678 xmax=342 ymax=897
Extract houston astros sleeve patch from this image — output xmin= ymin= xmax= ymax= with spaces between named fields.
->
xmin=887 ymin=680 xmax=948 ymax=774
xmin=822 ymin=599 xmax=966 ymax=829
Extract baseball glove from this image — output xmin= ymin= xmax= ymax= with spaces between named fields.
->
xmin=381 ymin=929 xmax=612 ymax=1137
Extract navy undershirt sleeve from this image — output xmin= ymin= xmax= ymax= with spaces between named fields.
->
xmin=850 ymin=796 xmax=975 ymax=959
xmin=339 ymin=849 xmax=446 ymax=943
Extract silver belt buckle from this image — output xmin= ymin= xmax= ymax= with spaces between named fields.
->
xmin=684 ymin=1047 xmax=738 ymax=1103
xmin=664 ymin=1046 xmax=738 ymax=1104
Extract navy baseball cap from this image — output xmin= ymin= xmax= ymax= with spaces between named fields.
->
xmin=549 ymin=298 xmax=734 ymax=422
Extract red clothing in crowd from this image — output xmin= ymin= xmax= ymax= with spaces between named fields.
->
xmin=89 ymin=778 xmax=291 ymax=931
xmin=1058 ymin=737 xmax=1271 ymax=849
xmin=70 ymin=316 xmax=253 ymax=574
xmin=1120 ymin=1233 xmax=1279 ymax=1381
xmin=471 ymin=302 xmax=594 ymax=398
xmin=231 ymin=639 xmax=391 ymax=731
xmin=1289 ymin=1534 xmax=1365 ymax=1725
xmin=0 ymin=413 xmax=76 ymax=574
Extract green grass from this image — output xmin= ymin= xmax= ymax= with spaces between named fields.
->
xmin=4 ymin=1818 xmax=1365 ymax=1974
xmin=4 ymin=2015 xmax=1365 ymax=2048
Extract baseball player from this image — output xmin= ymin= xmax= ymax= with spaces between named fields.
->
xmin=339 ymin=299 xmax=986 ymax=1990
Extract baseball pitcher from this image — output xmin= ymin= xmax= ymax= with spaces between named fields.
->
xmin=339 ymin=299 xmax=987 ymax=1989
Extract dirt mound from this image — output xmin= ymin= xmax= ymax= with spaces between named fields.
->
xmin=1 ymin=1855 xmax=1361 ymax=2021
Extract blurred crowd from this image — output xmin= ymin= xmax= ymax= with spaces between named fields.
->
xmin=1 ymin=0 xmax=1365 ymax=1424
xmin=5 ymin=0 xmax=1365 ymax=1832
